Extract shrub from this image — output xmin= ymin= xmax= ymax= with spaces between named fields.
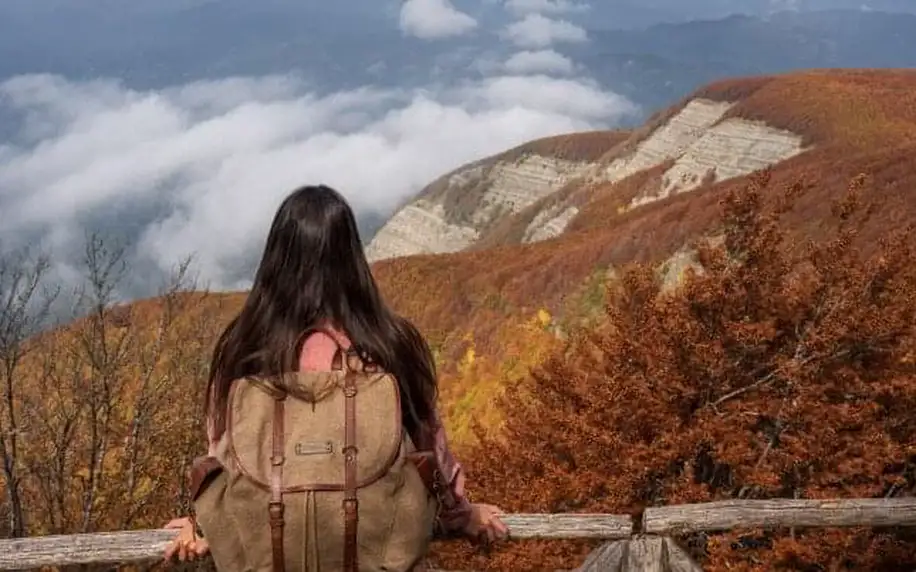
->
xmin=433 ymin=171 xmax=916 ymax=571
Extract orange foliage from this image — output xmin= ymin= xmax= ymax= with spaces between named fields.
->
xmin=375 ymin=143 xmax=916 ymax=456
xmin=501 ymin=130 xmax=633 ymax=163
xmin=431 ymin=172 xmax=916 ymax=571
xmin=697 ymin=69 xmax=916 ymax=147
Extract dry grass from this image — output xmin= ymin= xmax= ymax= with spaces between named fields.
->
xmin=500 ymin=129 xmax=633 ymax=162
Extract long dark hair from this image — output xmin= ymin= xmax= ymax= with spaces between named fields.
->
xmin=206 ymin=184 xmax=437 ymax=443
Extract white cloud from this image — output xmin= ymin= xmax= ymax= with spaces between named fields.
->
xmin=504 ymin=0 xmax=589 ymax=16
xmin=399 ymin=0 xmax=478 ymax=40
xmin=0 ymin=72 xmax=637 ymax=290
xmin=770 ymin=0 xmax=800 ymax=9
xmin=504 ymin=49 xmax=575 ymax=75
xmin=502 ymin=13 xmax=588 ymax=48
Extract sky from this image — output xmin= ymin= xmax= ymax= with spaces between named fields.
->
xmin=0 ymin=0 xmax=637 ymax=295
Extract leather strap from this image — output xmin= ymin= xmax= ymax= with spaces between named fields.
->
xmin=269 ymin=396 xmax=287 ymax=572
xmin=407 ymin=452 xmax=441 ymax=498
xmin=189 ymin=455 xmax=223 ymax=502
xmin=342 ymin=367 xmax=359 ymax=571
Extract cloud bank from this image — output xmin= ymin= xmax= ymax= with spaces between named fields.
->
xmin=504 ymin=49 xmax=575 ymax=74
xmin=399 ymin=0 xmax=478 ymax=39
xmin=0 ymin=72 xmax=636 ymax=291
xmin=503 ymin=0 xmax=590 ymax=16
xmin=501 ymin=13 xmax=588 ymax=48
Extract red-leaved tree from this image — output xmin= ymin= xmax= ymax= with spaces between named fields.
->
xmin=432 ymin=171 xmax=916 ymax=571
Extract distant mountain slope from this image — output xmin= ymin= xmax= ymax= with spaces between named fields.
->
xmin=364 ymin=131 xmax=631 ymax=261
xmin=368 ymin=72 xmax=821 ymax=261
xmin=372 ymin=67 xmax=916 ymax=374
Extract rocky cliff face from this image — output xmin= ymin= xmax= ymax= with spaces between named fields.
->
xmin=612 ymin=99 xmax=806 ymax=208
xmin=519 ymin=99 xmax=807 ymax=243
xmin=364 ymin=153 xmax=603 ymax=261
xmin=367 ymin=97 xmax=808 ymax=262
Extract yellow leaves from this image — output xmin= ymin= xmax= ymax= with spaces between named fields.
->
xmin=676 ymin=266 xmax=688 ymax=285
xmin=440 ymin=313 xmax=565 ymax=447
xmin=536 ymin=308 xmax=552 ymax=329
xmin=463 ymin=346 xmax=476 ymax=367
xmin=455 ymin=339 xmax=477 ymax=380
xmin=133 ymin=475 xmax=156 ymax=499
xmin=519 ymin=308 xmax=555 ymax=336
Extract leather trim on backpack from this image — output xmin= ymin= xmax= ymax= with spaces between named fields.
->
xmin=343 ymin=366 xmax=359 ymax=572
xmin=268 ymin=395 xmax=287 ymax=572
xmin=189 ymin=455 xmax=224 ymax=502
xmin=407 ymin=451 xmax=438 ymax=495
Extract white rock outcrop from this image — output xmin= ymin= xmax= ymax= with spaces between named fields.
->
xmin=599 ymin=98 xmax=804 ymax=208
xmin=363 ymin=201 xmax=478 ymax=261
xmin=523 ymin=204 xmax=580 ymax=243
xmin=604 ymin=99 xmax=735 ymax=183
xmin=635 ymin=117 xmax=805 ymax=207
xmin=522 ymin=98 xmax=806 ymax=239
xmin=366 ymin=154 xmax=598 ymax=261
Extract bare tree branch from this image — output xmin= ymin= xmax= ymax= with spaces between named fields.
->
xmin=0 ymin=243 xmax=57 ymax=537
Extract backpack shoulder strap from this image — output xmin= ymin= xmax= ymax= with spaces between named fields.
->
xmin=268 ymin=393 xmax=287 ymax=572
xmin=343 ymin=366 xmax=359 ymax=571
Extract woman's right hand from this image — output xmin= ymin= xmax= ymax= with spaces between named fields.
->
xmin=462 ymin=503 xmax=509 ymax=544
xmin=163 ymin=516 xmax=210 ymax=562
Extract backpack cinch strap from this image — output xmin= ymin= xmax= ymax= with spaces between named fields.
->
xmin=269 ymin=395 xmax=287 ymax=571
xmin=343 ymin=366 xmax=359 ymax=572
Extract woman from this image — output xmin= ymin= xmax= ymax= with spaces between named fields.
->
xmin=164 ymin=184 xmax=507 ymax=566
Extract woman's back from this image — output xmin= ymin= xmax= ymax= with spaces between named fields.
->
xmin=165 ymin=185 xmax=506 ymax=571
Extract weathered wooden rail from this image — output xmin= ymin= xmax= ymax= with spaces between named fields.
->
xmin=2 ymin=498 xmax=914 ymax=571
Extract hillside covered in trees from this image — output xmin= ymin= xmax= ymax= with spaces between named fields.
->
xmin=2 ymin=69 xmax=916 ymax=570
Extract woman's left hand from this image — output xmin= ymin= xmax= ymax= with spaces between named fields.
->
xmin=463 ymin=503 xmax=509 ymax=544
xmin=163 ymin=516 xmax=210 ymax=562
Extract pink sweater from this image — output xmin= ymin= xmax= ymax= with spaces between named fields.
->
xmin=207 ymin=327 xmax=473 ymax=534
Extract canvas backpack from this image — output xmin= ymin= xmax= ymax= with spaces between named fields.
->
xmin=187 ymin=339 xmax=450 ymax=571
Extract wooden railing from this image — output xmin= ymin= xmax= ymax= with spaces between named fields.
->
xmin=2 ymin=498 xmax=915 ymax=571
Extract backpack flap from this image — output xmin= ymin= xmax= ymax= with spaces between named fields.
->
xmin=225 ymin=371 xmax=403 ymax=490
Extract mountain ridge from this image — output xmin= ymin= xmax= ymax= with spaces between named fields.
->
xmin=369 ymin=68 xmax=916 ymax=266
